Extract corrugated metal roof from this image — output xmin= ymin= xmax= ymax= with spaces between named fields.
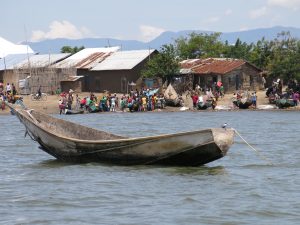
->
xmin=180 ymin=58 xmax=247 ymax=74
xmin=53 ymin=47 xmax=120 ymax=69
xmin=91 ymin=49 xmax=156 ymax=71
xmin=15 ymin=53 xmax=71 ymax=69
xmin=74 ymin=52 xmax=113 ymax=69
xmin=60 ymin=75 xmax=84 ymax=82
xmin=0 ymin=53 xmax=34 ymax=70
xmin=180 ymin=59 xmax=202 ymax=69
xmin=179 ymin=68 xmax=192 ymax=74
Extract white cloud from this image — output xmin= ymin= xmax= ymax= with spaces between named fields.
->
xmin=224 ymin=9 xmax=233 ymax=16
xmin=239 ymin=26 xmax=249 ymax=31
xmin=30 ymin=20 xmax=92 ymax=42
xmin=268 ymin=0 xmax=300 ymax=10
xmin=139 ymin=25 xmax=165 ymax=42
xmin=249 ymin=6 xmax=268 ymax=19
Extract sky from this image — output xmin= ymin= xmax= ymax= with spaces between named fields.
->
xmin=1 ymin=0 xmax=300 ymax=44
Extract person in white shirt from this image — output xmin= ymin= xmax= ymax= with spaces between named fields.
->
xmin=110 ymin=97 xmax=116 ymax=112
xmin=6 ymin=83 xmax=11 ymax=94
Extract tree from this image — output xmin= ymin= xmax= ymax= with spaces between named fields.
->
xmin=61 ymin=46 xmax=85 ymax=54
xmin=175 ymin=32 xmax=224 ymax=59
xmin=142 ymin=30 xmax=300 ymax=85
xmin=248 ymin=37 xmax=272 ymax=70
xmin=223 ymin=38 xmax=252 ymax=60
xmin=266 ymin=31 xmax=300 ymax=82
xmin=141 ymin=44 xmax=180 ymax=82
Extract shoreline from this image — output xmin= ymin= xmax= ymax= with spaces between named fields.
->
xmin=1 ymin=90 xmax=299 ymax=115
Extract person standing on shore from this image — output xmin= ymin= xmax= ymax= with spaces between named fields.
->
xmin=1 ymin=93 xmax=6 ymax=110
xmin=6 ymin=83 xmax=11 ymax=94
xmin=142 ymin=95 xmax=147 ymax=111
xmin=12 ymin=83 xmax=17 ymax=95
xmin=114 ymin=93 xmax=119 ymax=109
xmin=0 ymin=82 xmax=3 ymax=93
xmin=191 ymin=93 xmax=198 ymax=109
xmin=110 ymin=95 xmax=116 ymax=112
xmin=292 ymin=91 xmax=299 ymax=106
xmin=251 ymin=92 xmax=257 ymax=108
xmin=219 ymin=85 xmax=224 ymax=98
xmin=67 ymin=89 xmax=74 ymax=110
xmin=262 ymin=76 xmax=267 ymax=90
xmin=58 ymin=95 xmax=67 ymax=115
xmin=75 ymin=94 xmax=81 ymax=110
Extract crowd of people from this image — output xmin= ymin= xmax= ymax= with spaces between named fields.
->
xmin=0 ymin=82 xmax=18 ymax=110
xmin=266 ymin=79 xmax=300 ymax=106
xmin=232 ymin=90 xmax=257 ymax=109
xmin=190 ymin=81 xmax=225 ymax=110
xmin=58 ymin=88 xmax=166 ymax=114
xmin=2 ymin=78 xmax=300 ymax=114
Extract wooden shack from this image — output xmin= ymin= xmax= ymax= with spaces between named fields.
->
xmin=86 ymin=49 xmax=158 ymax=93
xmin=0 ymin=53 xmax=71 ymax=94
xmin=53 ymin=47 xmax=120 ymax=93
xmin=180 ymin=58 xmax=263 ymax=93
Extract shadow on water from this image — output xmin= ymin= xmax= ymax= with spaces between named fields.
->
xmin=166 ymin=165 xmax=227 ymax=176
xmin=35 ymin=159 xmax=227 ymax=176
xmin=241 ymin=164 xmax=276 ymax=169
xmin=36 ymin=159 xmax=76 ymax=168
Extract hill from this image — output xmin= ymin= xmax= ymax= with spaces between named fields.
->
xmin=25 ymin=26 xmax=300 ymax=54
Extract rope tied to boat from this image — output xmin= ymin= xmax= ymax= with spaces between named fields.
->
xmin=25 ymin=109 xmax=39 ymax=124
xmin=233 ymin=128 xmax=274 ymax=165
xmin=24 ymin=129 xmax=37 ymax=142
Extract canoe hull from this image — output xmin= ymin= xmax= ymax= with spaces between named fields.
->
xmin=35 ymin=130 xmax=231 ymax=166
xmin=233 ymin=100 xmax=253 ymax=109
xmin=65 ymin=109 xmax=84 ymax=115
xmin=276 ymin=99 xmax=295 ymax=109
xmin=11 ymin=105 xmax=235 ymax=166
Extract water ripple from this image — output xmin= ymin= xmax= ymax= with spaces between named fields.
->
xmin=1 ymin=111 xmax=300 ymax=224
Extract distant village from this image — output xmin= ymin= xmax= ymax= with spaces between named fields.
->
xmin=0 ymin=33 xmax=268 ymax=98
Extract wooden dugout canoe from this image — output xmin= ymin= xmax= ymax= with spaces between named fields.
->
xmin=8 ymin=104 xmax=234 ymax=166
xmin=232 ymin=98 xmax=253 ymax=109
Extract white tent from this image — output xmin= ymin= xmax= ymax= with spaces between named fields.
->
xmin=0 ymin=36 xmax=34 ymax=58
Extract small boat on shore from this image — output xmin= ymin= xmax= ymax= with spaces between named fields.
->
xmin=232 ymin=97 xmax=253 ymax=109
xmin=164 ymin=84 xmax=182 ymax=106
xmin=275 ymin=98 xmax=295 ymax=109
xmin=197 ymin=96 xmax=217 ymax=110
xmin=64 ymin=109 xmax=85 ymax=115
xmin=6 ymin=103 xmax=234 ymax=166
xmin=197 ymin=101 xmax=211 ymax=110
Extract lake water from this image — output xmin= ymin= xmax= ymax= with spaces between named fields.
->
xmin=0 ymin=111 xmax=299 ymax=225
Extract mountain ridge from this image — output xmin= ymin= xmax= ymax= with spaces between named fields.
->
xmin=24 ymin=26 xmax=300 ymax=54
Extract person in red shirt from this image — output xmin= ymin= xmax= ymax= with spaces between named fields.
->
xmin=80 ymin=97 xmax=87 ymax=109
xmin=191 ymin=93 xmax=198 ymax=109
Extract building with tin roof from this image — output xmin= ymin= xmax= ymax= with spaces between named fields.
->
xmin=52 ymin=47 xmax=120 ymax=92
xmin=82 ymin=49 xmax=158 ymax=93
xmin=1 ymin=47 xmax=158 ymax=94
xmin=180 ymin=58 xmax=263 ymax=93
xmin=53 ymin=47 xmax=119 ymax=69
xmin=1 ymin=53 xmax=71 ymax=94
